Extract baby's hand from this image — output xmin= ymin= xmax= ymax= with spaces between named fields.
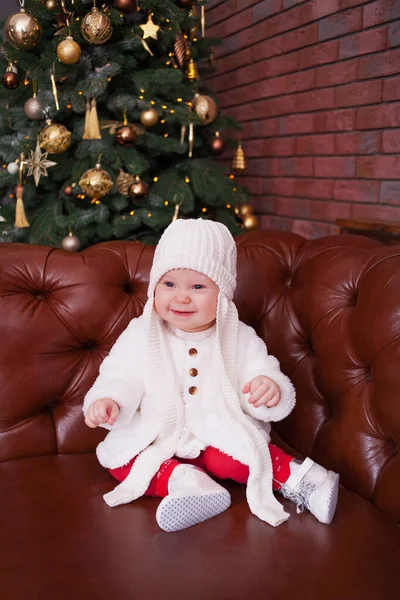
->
xmin=242 ymin=376 xmax=281 ymax=408
xmin=85 ymin=398 xmax=120 ymax=428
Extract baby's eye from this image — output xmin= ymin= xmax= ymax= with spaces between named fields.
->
xmin=193 ymin=284 xmax=204 ymax=290
xmin=163 ymin=281 xmax=174 ymax=287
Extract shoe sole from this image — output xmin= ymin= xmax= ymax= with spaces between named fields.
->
xmin=323 ymin=472 xmax=340 ymax=525
xmin=156 ymin=490 xmax=231 ymax=533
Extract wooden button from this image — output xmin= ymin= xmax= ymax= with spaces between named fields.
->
xmin=189 ymin=348 xmax=198 ymax=356
xmin=189 ymin=386 xmax=197 ymax=395
xmin=190 ymin=368 xmax=198 ymax=377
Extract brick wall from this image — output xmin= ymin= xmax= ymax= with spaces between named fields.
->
xmin=207 ymin=0 xmax=400 ymax=238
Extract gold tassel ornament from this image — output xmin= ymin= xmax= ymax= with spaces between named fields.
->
xmin=50 ymin=69 xmax=60 ymax=111
xmin=201 ymin=4 xmax=206 ymax=37
xmin=180 ymin=124 xmax=187 ymax=145
xmin=15 ymin=153 xmax=30 ymax=228
xmin=186 ymin=57 xmax=199 ymax=81
xmin=188 ymin=122 xmax=194 ymax=158
xmin=232 ymin=139 xmax=247 ymax=172
xmin=83 ymin=97 xmax=102 ymax=140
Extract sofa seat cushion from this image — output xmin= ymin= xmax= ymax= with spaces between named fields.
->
xmin=1 ymin=454 xmax=399 ymax=600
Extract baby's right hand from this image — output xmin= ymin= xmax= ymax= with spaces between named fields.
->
xmin=85 ymin=398 xmax=120 ymax=428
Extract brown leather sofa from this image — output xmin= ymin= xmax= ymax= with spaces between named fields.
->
xmin=1 ymin=230 xmax=399 ymax=600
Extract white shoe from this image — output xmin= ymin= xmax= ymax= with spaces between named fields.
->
xmin=156 ymin=465 xmax=231 ymax=532
xmin=279 ymin=457 xmax=339 ymax=525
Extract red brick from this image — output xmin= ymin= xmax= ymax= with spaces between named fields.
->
xmin=280 ymin=113 xmax=314 ymax=134
xmin=314 ymin=109 xmax=356 ymax=132
xmin=341 ymin=0 xmax=370 ymax=7
xmin=357 ymin=156 xmax=400 ymax=179
xmin=333 ymin=179 xmax=380 ymax=202
xmin=318 ymin=8 xmax=363 ymax=42
xmin=296 ymin=88 xmax=335 ymax=112
xmin=245 ymin=137 xmax=295 ymax=157
xmin=295 ymin=178 xmax=334 ymax=199
xmin=316 ymin=59 xmax=358 ymax=87
xmin=243 ymin=119 xmax=280 ymax=138
xmin=296 ymin=134 xmax=336 ymax=155
xmin=278 ymin=157 xmax=314 ymax=176
xmin=208 ymin=10 xmax=253 ymax=39
xmin=382 ymin=129 xmax=400 ymax=153
xmin=291 ymin=220 xmax=338 ymax=238
xmin=383 ymin=75 xmax=400 ymax=101
xmin=351 ymin=204 xmax=400 ymax=222
xmin=265 ymin=178 xmax=296 ymax=196
xmin=380 ymin=181 xmax=400 ymax=204
xmin=363 ymin=0 xmax=400 ymax=28
xmin=285 ymin=70 xmax=316 ymax=93
xmin=335 ymin=80 xmax=382 ymax=107
xmin=298 ymin=40 xmax=339 ymax=69
xmin=336 ymin=131 xmax=382 ymax=154
xmin=310 ymin=0 xmax=341 ymax=20
xmin=388 ymin=21 xmax=400 ymax=48
xmin=357 ymin=102 xmax=400 ymax=129
xmin=314 ymin=157 xmax=356 ymax=178
xmin=339 ymin=27 xmax=388 ymax=59
xmin=253 ymin=0 xmax=284 ymax=23
xmin=359 ymin=49 xmax=400 ymax=80
xmin=281 ymin=23 xmax=319 ymax=54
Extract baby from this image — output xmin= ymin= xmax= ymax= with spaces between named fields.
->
xmin=84 ymin=218 xmax=339 ymax=531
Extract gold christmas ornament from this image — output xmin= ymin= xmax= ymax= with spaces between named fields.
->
xmin=232 ymin=140 xmax=247 ymax=172
xmin=140 ymin=108 xmax=160 ymax=127
xmin=57 ymin=36 xmax=81 ymax=64
xmin=194 ymin=94 xmax=218 ymax=124
xmin=81 ymin=7 xmax=113 ymax=45
xmin=189 ymin=5 xmax=200 ymax=40
xmin=25 ymin=139 xmax=57 ymax=186
xmin=243 ymin=213 xmax=258 ymax=231
xmin=15 ymin=155 xmax=29 ymax=228
xmin=46 ymin=0 xmax=59 ymax=11
xmin=62 ymin=231 xmax=81 ymax=252
xmin=140 ymin=14 xmax=160 ymax=40
xmin=82 ymin=98 xmax=102 ymax=140
xmin=39 ymin=120 xmax=71 ymax=154
xmin=115 ymin=124 xmax=137 ymax=147
xmin=128 ymin=176 xmax=149 ymax=200
xmin=186 ymin=58 xmax=199 ymax=81
xmin=4 ymin=9 xmax=42 ymax=50
xmin=79 ymin=163 xmax=113 ymax=199
xmin=117 ymin=169 xmax=135 ymax=196
xmin=238 ymin=203 xmax=253 ymax=217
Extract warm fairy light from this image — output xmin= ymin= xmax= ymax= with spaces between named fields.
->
xmin=95 ymin=200 xmax=101 ymax=205
xmin=233 ymin=187 xmax=237 ymax=191
xmin=130 ymin=211 xmax=135 ymax=216
xmin=173 ymin=65 xmax=178 ymax=69
xmin=139 ymin=95 xmax=144 ymax=100
xmin=169 ymin=52 xmax=174 ymax=57
xmin=226 ymin=204 xmax=231 ymax=209
xmin=78 ymin=91 xmax=83 ymax=95
xmin=9 ymin=194 xmax=14 ymax=199
xmin=153 ymin=176 xmax=159 ymax=182
xmin=164 ymin=133 xmax=169 ymax=138
xmin=24 ymin=79 xmax=29 ymax=86
xmin=170 ymin=110 xmax=175 ymax=114
xmin=162 ymin=105 xmax=167 ymax=109
xmin=193 ymin=38 xmax=198 ymax=42
xmin=67 ymin=102 xmax=72 ymax=109
xmin=177 ymin=98 xmax=183 ymax=102
xmin=185 ymin=177 xmax=190 ymax=183
xmin=25 ymin=136 xmax=29 ymax=140
xmin=187 ymin=102 xmax=193 ymax=107
xmin=150 ymin=100 xmax=155 ymax=105
xmin=160 ymin=119 xmax=165 ymax=123
xmin=2 ymin=164 xmax=6 ymax=169
xmin=202 ymin=207 xmax=207 ymax=213
xmin=235 ymin=208 xmax=239 ymax=214
xmin=164 ymin=200 xmax=169 ymax=206
xmin=229 ymin=174 xmax=235 ymax=179
xmin=107 ymin=77 xmax=112 ymax=82
xmin=148 ymin=213 xmax=152 ymax=217
xmin=166 ymin=61 xmax=171 ymax=66
xmin=140 ymin=88 xmax=145 ymax=93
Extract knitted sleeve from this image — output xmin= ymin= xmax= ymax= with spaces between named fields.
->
xmin=237 ymin=322 xmax=296 ymax=423
xmin=82 ymin=317 xmax=145 ymax=430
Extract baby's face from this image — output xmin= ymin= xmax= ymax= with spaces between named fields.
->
xmin=154 ymin=269 xmax=219 ymax=332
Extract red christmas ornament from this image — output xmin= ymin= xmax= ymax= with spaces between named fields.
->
xmin=209 ymin=133 xmax=226 ymax=156
xmin=115 ymin=125 xmax=137 ymax=147
xmin=2 ymin=71 xmax=19 ymax=89
xmin=64 ymin=185 xmax=73 ymax=196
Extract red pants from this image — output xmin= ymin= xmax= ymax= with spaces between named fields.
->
xmin=109 ymin=444 xmax=292 ymax=498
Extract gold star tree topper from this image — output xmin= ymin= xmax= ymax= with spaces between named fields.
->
xmin=25 ymin=140 xmax=57 ymax=187
xmin=140 ymin=14 xmax=160 ymax=40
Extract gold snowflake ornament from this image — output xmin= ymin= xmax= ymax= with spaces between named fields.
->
xmin=26 ymin=140 xmax=57 ymax=187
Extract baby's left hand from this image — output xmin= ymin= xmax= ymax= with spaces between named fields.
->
xmin=242 ymin=376 xmax=281 ymax=408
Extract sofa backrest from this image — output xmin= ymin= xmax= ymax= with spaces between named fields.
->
xmin=1 ymin=232 xmax=399 ymax=521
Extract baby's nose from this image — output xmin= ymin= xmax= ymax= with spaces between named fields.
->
xmin=175 ymin=293 xmax=191 ymax=304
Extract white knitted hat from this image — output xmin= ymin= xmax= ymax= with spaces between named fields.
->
xmin=148 ymin=218 xmax=237 ymax=300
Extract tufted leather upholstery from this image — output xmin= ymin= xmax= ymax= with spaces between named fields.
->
xmin=1 ymin=231 xmax=400 ymax=600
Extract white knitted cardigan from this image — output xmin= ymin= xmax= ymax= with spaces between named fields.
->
xmin=103 ymin=293 xmax=290 ymax=527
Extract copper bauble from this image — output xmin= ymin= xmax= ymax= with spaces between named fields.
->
xmin=238 ymin=203 xmax=253 ymax=217
xmin=39 ymin=120 xmax=71 ymax=154
xmin=64 ymin=185 xmax=73 ymax=196
xmin=140 ymin=108 xmax=159 ymax=127
xmin=128 ymin=178 xmax=148 ymax=200
xmin=4 ymin=10 xmax=42 ymax=51
xmin=24 ymin=96 xmax=43 ymax=120
xmin=115 ymin=125 xmax=137 ymax=147
xmin=209 ymin=133 xmax=226 ymax=156
xmin=79 ymin=164 xmax=113 ymax=199
xmin=61 ymin=233 xmax=81 ymax=252
xmin=45 ymin=0 xmax=59 ymax=11
xmin=113 ymin=0 xmax=137 ymax=13
xmin=81 ymin=7 xmax=113 ymax=45
xmin=2 ymin=71 xmax=19 ymax=89
xmin=194 ymin=94 xmax=218 ymax=124
xmin=57 ymin=36 xmax=81 ymax=64
xmin=178 ymin=0 xmax=193 ymax=7
xmin=243 ymin=213 xmax=258 ymax=231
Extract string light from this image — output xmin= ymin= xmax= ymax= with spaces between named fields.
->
xmin=226 ymin=204 xmax=231 ymax=209
xmin=140 ymin=88 xmax=145 ymax=93
xmin=150 ymin=100 xmax=155 ymax=105
xmin=185 ymin=177 xmax=190 ymax=183
xmin=148 ymin=212 xmax=152 ymax=217
xmin=130 ymin=210 xmax=135 ymax=216
xmin=202 ymin=207 xmax=207 ymax=213
xmin=139 ymin=95 xmax=144 ymax=100
xmin=164 ymin=200 xmax=169 ymax=206
xmin=170 ymin=110 xmax=175 ymax=114
xmin=164 ymin=133 xmax=169 ymax=138
xmin=229 ymin=174 xmax=235 ymax=179
xmin=78 ymin=91 xmax=83 ymax=95
xmin=162 ymin=105 xmax=167 ymax=109
xmin=153 ymin=176 xmax=159 ymax=182
xmin=177 ymin=98 xmax=183 ymax=102
xmin=160 ymin=119 xmax=166 ymax=124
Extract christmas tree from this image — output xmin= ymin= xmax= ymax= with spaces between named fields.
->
xmin=0 ymin=0 xmax=251 ymax=250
